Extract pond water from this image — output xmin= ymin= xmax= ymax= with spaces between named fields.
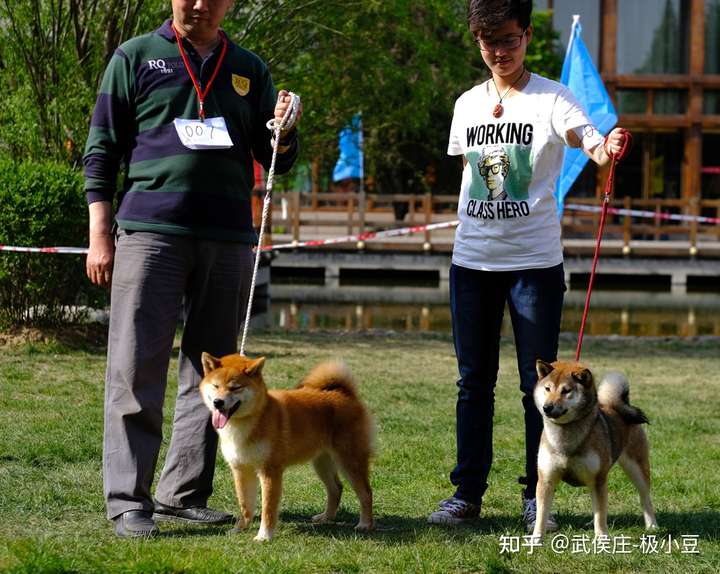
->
xmin=266 ymin=290 xmax=720 ymax=337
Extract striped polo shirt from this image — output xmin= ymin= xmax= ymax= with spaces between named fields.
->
xmin=84 ymin=19 xmax=298 ymax=242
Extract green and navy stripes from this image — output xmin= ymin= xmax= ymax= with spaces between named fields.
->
xmin=84 ymin=19 xmax=297 ymax=242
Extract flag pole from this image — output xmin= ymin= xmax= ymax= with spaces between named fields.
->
xmin=567 ymin=15 xmax=581 ymax=56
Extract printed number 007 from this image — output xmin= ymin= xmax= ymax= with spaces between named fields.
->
xmin=184 ymin=124 xmax=214 ymax=138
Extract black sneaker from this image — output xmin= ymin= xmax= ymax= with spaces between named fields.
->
xmin=114 ymin=510 xmax=159 ymax=538
xmin=427 ymin=496 xmax=480 ymax=526
xmin=152 ymin=500 xmax=234 ymax=525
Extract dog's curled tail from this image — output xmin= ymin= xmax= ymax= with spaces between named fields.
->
xmin=300 ymin=361 xmax=358 ymax=398
xmin=598 ymin=371 xmax=650 ymax=425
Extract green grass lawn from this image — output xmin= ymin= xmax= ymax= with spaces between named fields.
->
xmin=0 ymin=331 xmax=718 ymax=573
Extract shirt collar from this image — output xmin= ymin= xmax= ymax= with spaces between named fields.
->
xmin=156 ymin=19 xmax=175 ymax=41
xmin=156 ymin=19 xmax=228 ymax=45
xmin=156 ymin=18 xmax=229 ymax=60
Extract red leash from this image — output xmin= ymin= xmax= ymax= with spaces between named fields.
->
xmin=575 ymin=130 xmax=633 ymax=362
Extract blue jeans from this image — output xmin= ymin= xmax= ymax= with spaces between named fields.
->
xmin=449 ymin=262 xmax=565 ymax=504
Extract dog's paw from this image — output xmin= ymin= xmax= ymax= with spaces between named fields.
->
xmin=254 ymin=526 xmax=274 ymax=542
xmin=311 ymin=512 xmax=333 ymax=523
xmin=354 ymin=520 xmax=374 ymax=532
xmin=231 ymin=518 xmax=251 ymax=532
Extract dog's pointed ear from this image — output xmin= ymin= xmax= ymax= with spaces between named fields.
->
xmin=244 ymin=356 xmax=266 ymax=376
xmin=572 ymin=367 xmax=593 ymax=387
xmin=201 ymin=352 xmax=222 ymax=376
xmin=536 ymin=359 xmax=554 ymax=379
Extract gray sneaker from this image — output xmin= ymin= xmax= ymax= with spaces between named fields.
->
xmin=427 ymin=496 xmax=480 ymax=526
xmin=522 ymin=493 xmax=558 ymax=533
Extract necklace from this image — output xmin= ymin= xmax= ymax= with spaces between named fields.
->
xmin=491 ymin=68 xmax=526 ymax=118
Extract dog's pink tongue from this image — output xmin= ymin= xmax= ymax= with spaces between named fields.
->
xmin=212 ymin=410 xmax=229 ymax=430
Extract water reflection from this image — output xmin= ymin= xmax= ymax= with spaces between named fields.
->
xmin=270 ymin=293 xmax=720 ymax=337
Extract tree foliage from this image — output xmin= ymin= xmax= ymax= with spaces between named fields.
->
xmin=0 ymin=0 xmax=167 ymax=164
xmin=0 ymin=0 xmax=562 ymax=193
xmin=228 ymin=1 xmax=561 ymax=194
xmin=0 ymin=158 xmax=103 ymax=327
xmin=225 ymin=0 xmax=485 ymax=194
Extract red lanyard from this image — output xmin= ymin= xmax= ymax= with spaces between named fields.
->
xmin=172 ymin=24 xmax=228 ymax=121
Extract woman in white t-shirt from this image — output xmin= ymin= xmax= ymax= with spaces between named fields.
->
xmin=427 ymin=0 xmax=629 ymax=531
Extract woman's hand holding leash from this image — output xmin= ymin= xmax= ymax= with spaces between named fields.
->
xmin=603 ymin=127 xmax=632 ymax=161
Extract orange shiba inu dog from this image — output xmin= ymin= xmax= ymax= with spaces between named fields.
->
xmin=199 ymin=353 xmax=374 ymax=541
xmin=532 ymin=360 xmax=658 ymax=539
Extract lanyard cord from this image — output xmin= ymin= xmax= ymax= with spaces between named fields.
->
xmin=239 ymin=92 xmax=301 ymax=356
xmin=575 ymin=129 xmax=633 ymax=361
xmin=172 ymin=25 xmax=228 ymax=121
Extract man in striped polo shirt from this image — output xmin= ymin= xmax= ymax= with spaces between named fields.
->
xmin=84 ymin=0 xmax=300 ymax=538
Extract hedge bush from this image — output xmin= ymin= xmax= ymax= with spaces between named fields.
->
xmin=0 ymin=158 xmax=102 ymax=328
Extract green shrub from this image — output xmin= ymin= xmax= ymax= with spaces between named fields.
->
xmin=0 ymin=158 xmax=101 ymax=327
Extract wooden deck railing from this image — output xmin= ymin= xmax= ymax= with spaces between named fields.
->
xmin=253 ymin=191 xmax=720 ymax=257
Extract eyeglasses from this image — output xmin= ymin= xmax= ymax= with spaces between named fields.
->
xmin=479 ymin=162 xmax=504 ymax=177
xmin=475 ymin=30 xmax=526 ymax=52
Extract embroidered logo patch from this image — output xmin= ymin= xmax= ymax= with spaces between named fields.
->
xmin=232 ymin=74 xmax=250 ymax=96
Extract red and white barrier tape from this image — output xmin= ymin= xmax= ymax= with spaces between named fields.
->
xmin=260 ymin=219 xmax=459 ymax=251
xmin=565 ymin=203 xmax=720 ymax=225
xmin=0 ymin=245 xmax=89 ymax=254
xmin=0 ymin=220 xmax=458 ymax=255
xmin=1 ymin=202 xmax=717 ymax=255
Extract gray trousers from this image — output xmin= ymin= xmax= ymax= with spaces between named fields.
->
xmin=104 ymin=230 xmax=252 ymax=519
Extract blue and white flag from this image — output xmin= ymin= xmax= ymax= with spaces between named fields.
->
xmin=332 ymin=113 xmax=363 ymax=182
xmin=555 ymin=15 xmax=617 ymax=216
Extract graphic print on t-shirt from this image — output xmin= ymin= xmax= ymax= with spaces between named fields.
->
xmin=463 ymin=121 xmax=533 ymax=202
xmin=466 ymin=144 xmax=532 ymax=202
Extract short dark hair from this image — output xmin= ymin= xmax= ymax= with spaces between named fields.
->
xmin=468 ymin=0 xmax=532 ymax=34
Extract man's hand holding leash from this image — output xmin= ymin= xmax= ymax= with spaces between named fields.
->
xmin=271 ymin=89 xmax=302 ymax=153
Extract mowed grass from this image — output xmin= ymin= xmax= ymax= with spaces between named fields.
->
xmin=0 ymin=330 xmax=718 ymax=573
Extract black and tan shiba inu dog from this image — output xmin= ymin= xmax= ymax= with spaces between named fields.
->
xmin=532 ymin=360 xmax=658 ymax=538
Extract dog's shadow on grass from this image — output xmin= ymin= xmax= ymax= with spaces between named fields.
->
xmin=289 ymin=509 xmax=720 ymax=542
xmin=281 ymin=510 xmax=524 ymax=542
xmin=155 ymin=511 xmax=521 ymax=542
xmin=538 ymin=510 xmax=719 ymax=540
xmin=606 ymin=510 xmax=720 ymax=539
xmin=159 ymin=525 xmax=231 ymax=538
xmin=155 ymin=509 xmax=720 ymax=542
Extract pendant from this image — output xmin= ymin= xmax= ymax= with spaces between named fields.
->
xmin=493 ymin=103 xmax=503 ymax=118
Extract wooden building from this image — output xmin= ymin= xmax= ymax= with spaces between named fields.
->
xmin=261 ymin=1 xmax=720 ymax=260
xmin=541 ymin=0 xmax=720 ymax=208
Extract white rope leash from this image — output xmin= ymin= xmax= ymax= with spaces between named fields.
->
xmin=239 ymin=91 xmax=301 ymax=356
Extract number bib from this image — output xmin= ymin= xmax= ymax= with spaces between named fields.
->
xmin=173 ymin=117 xmax=234 ymax=150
